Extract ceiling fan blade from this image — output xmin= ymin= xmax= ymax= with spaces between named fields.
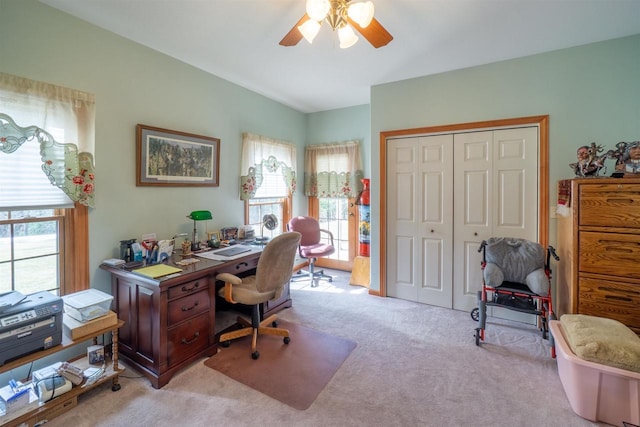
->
xmin=279 ymin=14 xmax=310 ymax=46
xmin=348 ymin=17 xmax=393 ymax=48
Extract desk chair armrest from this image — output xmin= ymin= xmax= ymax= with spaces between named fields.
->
xmin=319 ymin=229 xmax=334 ymax=246
xmin=216 ymin=272 xmax=242 ymax=304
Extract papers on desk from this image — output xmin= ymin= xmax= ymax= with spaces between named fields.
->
xmin=132 ymin=264 xmax=182 ymax=279
xmin=195 ymin=245 xmax=261 ymax=261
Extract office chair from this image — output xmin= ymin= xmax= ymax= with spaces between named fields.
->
xmin=216 ymin=231 xmax=301 ymax=360
xmin=287 ymin=216 xmax=335 ymax=287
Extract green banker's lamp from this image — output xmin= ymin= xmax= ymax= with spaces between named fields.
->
xmin=187 ymin=210 xmax=212 ymax=251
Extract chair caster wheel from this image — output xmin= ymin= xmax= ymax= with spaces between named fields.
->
xmin=112 ymin=383 xmax=121 ymax=392
xmin=252 ymin=351 xmax=260 ymax=360
xmin=283 ymin=336 xmax=291 ymax=344
xmin=272 ymin=320 xmax=278 ymax=327
xmin=221 ymin=340 xmax=231 ymax=348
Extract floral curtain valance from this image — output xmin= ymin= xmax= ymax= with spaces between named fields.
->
xmin=240 ymin=132 xmax=297 ymax=201
xmin=304 ymin=140 xmax=363 ymax=198
xmin=0 ymin=73 xmax=96 ymax=208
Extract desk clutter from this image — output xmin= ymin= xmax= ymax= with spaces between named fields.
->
xmin=110 ymin=221 xmax=270 ymax=269
xmin=0 ymin=288 xmax=120 ymax=423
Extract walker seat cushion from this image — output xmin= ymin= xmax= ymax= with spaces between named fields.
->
xmin=560 ymin=314 xmax=640 ymax=373
xmin=483 ymin=237 xmax=548 ymax=295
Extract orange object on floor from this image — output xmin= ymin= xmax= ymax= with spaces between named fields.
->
xmin=349 ymin=256 xmax=370 ymax=288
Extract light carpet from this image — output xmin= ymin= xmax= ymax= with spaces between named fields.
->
xmin=204 ymin=320 xmax=357 ymax=410
xmin=45 ymin=269 xmax=599 ymax=427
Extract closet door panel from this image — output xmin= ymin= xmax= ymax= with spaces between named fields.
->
xmin=387 ymin=135 xmax=453 ymax=307
xmin=453 ymin=132 xmax=492 ymax=311
xmin=493 ymin=127 xmax=538 ymax=238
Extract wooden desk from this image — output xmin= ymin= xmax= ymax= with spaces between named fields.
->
xmin=100 ymin=248 xmax=291 ymax=388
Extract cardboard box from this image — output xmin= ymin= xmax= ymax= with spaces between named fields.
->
xmin=63 ymin=310 xmax=117 ymax=340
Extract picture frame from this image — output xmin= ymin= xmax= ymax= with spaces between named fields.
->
xmin=136 ymin=124 xmax=220 ymax=187
xmin=207 ymin=231 xmax=220 ymax=241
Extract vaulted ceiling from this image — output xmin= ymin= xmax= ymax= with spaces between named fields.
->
xmin=41 ymin=0 xmax=640 ymax=113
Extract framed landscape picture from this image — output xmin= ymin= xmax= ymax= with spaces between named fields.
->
xmin=136 ymin=124 xmax=220 ymax=187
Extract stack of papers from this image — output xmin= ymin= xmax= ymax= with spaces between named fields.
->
xmin=132 ymin=264 xmax=182 ymax=279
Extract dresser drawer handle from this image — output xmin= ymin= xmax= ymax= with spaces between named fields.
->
xmin=606 ymin=198 xmax=635 ymax=204
xmin=599 ymin=286 xmax=640 ymax=296
xmin=236 ymin=262 xmax=248 ymax=270
xmin=603 ymin=246 xmax=634 ymax=253
xmin=181 ymin=301 xmax=199 ymax=312
xmin=181 ymin=282 xmax=200 ymax=292
xmin=598 ymin=241 xmax=638 ymax=252
xmin=181 ymin=331 xmax=200 ymax=345
xmin=604 ymin=295 xmax=633 ymax=303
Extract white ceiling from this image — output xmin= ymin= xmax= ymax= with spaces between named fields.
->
xmin=40 ymin=0 xmax=640 ymax=114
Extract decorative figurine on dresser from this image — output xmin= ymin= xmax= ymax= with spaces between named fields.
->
xmin=569 ymin=142 xmax=607 ymax=177
xmin=623 ymin=141 xmax=640 ymax=174
xmin=569 ymin=140 xmax=640 ymax=178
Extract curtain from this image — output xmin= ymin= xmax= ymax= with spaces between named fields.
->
xmin=304 ymin=140 xmax=363 ymax=198
xmin=0 ymin=73 xmax=96 ymax=208
xmin=240 ymin=132 xmax=297 ymax=200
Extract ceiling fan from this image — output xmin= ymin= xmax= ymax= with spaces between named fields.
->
xmin=279 ymin=0 xmax=393 ymax=49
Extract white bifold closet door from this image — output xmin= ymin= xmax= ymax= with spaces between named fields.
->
xmin=387 ymin=127 xmax=539 ymax=316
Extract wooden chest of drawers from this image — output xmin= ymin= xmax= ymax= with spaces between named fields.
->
xmin=557 ymin=178 xmax=640 ymax=334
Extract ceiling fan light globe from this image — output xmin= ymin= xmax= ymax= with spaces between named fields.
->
xmin=338 ymin=24 xmax=358 ymax=48
xmin=298 ymin=19 xmax=322 ymax=43
xmin=306 ymin=0 xmax=331 ymax=21
xmin=347 ymin=1 xmax=374 ymax=28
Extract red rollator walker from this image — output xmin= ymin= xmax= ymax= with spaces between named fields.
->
xmin=470 ymin=237 xmax=560 ymax=358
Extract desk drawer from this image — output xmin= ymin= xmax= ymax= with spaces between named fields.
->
xmin=216 ymin=256 xmax=259 ymax=276
xmin=167 ymin=312 xmax=209 ymax=366
xmin=579 ymin=183 xmax=640 ymax=228
xmin=168 ymin=277 xmax=207 ymax=299
xmin=168 ymin=289 xmax=210 ymax=324
xmin=579 ymin=231 xmax=640 ymax=279
xmin=579 ymin=277 xmax=640 ymax=330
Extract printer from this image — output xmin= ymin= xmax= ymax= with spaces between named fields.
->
xmin=0 ymin=291 xmax=63 ymax=366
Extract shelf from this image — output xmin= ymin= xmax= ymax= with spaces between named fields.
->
xmin=0 ymin=319 xmax=124 ymax=427
xmin=0 ymin=320 xmax=124 ymax=375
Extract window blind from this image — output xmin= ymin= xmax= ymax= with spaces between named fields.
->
xmin=0 ymin=141 xmax=73 ymax=209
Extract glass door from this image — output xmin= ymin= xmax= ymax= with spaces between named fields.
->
xmin=309 ymin=196 xmax=357 ymax=271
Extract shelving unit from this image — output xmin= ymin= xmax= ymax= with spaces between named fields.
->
xmin=0 ymin=319 xmax=124 ymax=427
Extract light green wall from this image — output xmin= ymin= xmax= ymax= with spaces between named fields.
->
xmin=3 ymin=1 xmax=640 ymax=297
xmin=307 ymin=104 xmax=371 ymax=176
xmin=370 ymin=34 xmax=640 ymax=291
xmin=1 ymin=0 xmax=307 ymax=293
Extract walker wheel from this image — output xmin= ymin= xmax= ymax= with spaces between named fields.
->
xmin=470 ymin=308 xmax=479 ymax=321
xmin=474 ymin=328 xmax=481 ymax=346
xmin=283 ymin=336 xmax=291 ymax=344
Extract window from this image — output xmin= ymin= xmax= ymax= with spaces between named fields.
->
xmin=318 ymin=197 xmax=350 ymax=260
xmin=240 ymin=132 xmax=296 ymax=235
xmin=0 ymin=73 xmax=95 ymax=296
xmin=247 ymin=198 xmax=288 ymax=238
xmin=0 ymin=209 xmax=63 ymax=295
